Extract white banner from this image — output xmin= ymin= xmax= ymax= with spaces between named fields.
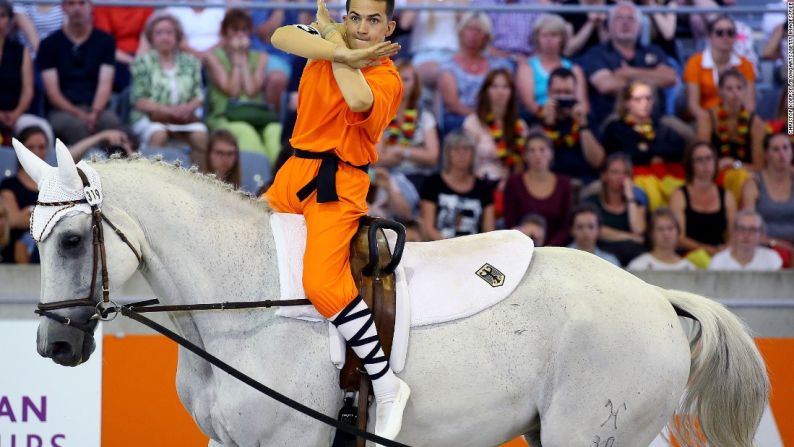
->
xmin=0 ymin=321 xmax=102 ymax=447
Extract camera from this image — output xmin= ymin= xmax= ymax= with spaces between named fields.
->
xmin=556 ymin=97 xmax=577 ymax=109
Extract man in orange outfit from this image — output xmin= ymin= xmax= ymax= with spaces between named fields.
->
xmin=264 ymin=0 xmax=410 ymax=441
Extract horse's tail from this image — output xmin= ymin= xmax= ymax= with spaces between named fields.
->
xmin=662 ymin=288 xmax=769 ymax=447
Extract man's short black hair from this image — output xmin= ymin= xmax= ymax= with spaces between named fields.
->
xmin=570 ymin=202 xmax=602 ymax=229
xmin=346 ymin=0 xmax=395 ymax=20
xmin=548 ymin=67 xmax=575 ymax=89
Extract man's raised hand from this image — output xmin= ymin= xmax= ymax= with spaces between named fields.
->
xmin=334 ymin=41 xmax=401 ymax=69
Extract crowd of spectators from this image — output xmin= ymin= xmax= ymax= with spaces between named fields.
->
xmin=0 ymin=0 xmax=792 ymax=274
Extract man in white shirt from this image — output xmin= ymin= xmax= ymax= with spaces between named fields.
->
xmin=708 ymin=209 xmax=783 ymax=271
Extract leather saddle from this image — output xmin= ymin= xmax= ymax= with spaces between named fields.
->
xmin=332 ymin=216 xmax=405 ymax=447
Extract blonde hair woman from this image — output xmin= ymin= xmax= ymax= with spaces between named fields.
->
xmin=516 ymin=14 xmax=588 ymax=115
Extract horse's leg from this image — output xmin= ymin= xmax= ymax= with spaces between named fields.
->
xmin=538 ymin=319 xmax=690 ymax=446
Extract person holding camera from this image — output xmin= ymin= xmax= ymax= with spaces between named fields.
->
xmin=515 ymin=14 xmax=588 ymax=116
xmin=537 ymin=67 xmax=604 ymax=185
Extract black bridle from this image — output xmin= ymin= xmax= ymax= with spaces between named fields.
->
xmin=34 ymin=168 xmax=142 ymax=332
xmin=32 ymin=167 xmax=411 ymax=447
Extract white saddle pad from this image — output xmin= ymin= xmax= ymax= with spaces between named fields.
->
xmin=269 ymin=213 xmax=534 ymax=372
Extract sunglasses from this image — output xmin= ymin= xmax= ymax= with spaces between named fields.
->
xmin=713 ymin=28 xmax=736 ymax=38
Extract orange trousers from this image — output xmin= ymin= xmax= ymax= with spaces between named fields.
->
xmin=265 ymin=156 xmax=369 ymax=318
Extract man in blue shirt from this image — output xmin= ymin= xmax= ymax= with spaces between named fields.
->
xmin=578 ymin=1 xmax=676 ymax=128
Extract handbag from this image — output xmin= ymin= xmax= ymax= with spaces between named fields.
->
xmin=225 ymin=99 xmax=278 ymax=129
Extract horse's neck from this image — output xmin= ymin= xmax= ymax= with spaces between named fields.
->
xmin=97 ymin=161 xmax=281 ymax=337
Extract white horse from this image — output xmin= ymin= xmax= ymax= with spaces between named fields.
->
xmin=20 ymin=142 xmax=768 ymax=447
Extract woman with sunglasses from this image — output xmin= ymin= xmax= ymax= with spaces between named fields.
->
xmin=683 ymin=15 xmax=756 ymax=120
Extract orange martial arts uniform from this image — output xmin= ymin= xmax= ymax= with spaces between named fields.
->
xmin=265 ymin=58 xmax=403 ymax=318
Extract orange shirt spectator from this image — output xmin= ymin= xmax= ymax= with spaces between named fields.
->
xmin=683 ymin=50 xmax=754 ymax=112
xmin=94 ymin=6 xmax=153 ymax=55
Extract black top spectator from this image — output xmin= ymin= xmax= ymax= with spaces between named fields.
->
xmin=561 ymin=0 xmax=610 ymax=58
xmin=37 ymin=28 xmax=115 ymax=108
xmin=578 ymin=1 xmax=676 ymax=128
xmin=602 ymin=80 xmax=687 ymax=166
xmin=37 ymin=0 xmax=120 ymax=145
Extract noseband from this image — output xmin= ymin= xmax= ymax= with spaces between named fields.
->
xmin=34 ymin=168 xmax=141 ymax=334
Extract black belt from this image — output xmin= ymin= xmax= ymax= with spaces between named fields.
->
xmin=293 ymin=149 xmax=369 ymax=203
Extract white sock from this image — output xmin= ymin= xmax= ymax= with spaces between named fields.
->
xmin=331 ymin=297 xmax=399 ymax=402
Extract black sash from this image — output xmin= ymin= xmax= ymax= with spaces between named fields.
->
xmin=293 ymin=149 xmax=369 ymax=203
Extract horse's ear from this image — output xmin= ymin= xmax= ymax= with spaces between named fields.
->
xmin=11 ymin=138 xmax=51 ymax=186
xmin=55 ymin=139 xmax=82 ymax=191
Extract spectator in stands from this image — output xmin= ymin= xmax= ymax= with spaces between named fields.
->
xmin=376 ymin=61 xmax=440 ymax=193
xmin=585 ymin=153 xmax=647 ymax=266
xmin=249 ymin=1 xmax=298 ymax=112
xmin=419 ymin=131 xmax=495 ymax=240
xmin=560 ymin=0 xmax=609 ymax=58
xmin=761 ymin=2 xmax=786 ymax=74
xmin=472 ymin=0 xmax=539 ymax=60
xmin=166 ymin=1 xmax=226 ymax=61
xmin=687 ymin=0 xmax=759 ymax=73
xmin=131 ymin=13 xmax=208 ymax=169
xmin=206 ymin=129 xmax=241 ymax=189
xmin=579 ymin=1 xmax=676 ymax=128
xmin=37 ymin=0 xmax=121 ymax=145
xmin=516 ymin=14 xmax=588 ymax=116
xmin=741 ymin=132 xmax=794 ymax=256
xmin=368 ymin=167 xmax=418 ymax=221
xmin=206 ymin=9 xmax=280 ymax=163
xmin=669 ymin=141 xmax=737 ymax=261
xmin=695 ymin=69 xmax=766 ymax=171
xmin=708 ymin=209 xmax=782 ymax=271
xmin=635 ymin=0 xmax=678 ymax=61
xmin=0 ymin=126 xmax=45 ymax=262
xmin=463 ymin=68 xmax=528 ymax=184
xmin=514 ymin=212 xmax=547 ymax=246
xmin=567 ymin=202 xmax=620 ymax=265
xmin=93 ymin=4 xmax=154 ymax=92
xmin=69 ymin=128 xmax=136 ymax=160
xmin=537 ymin=67 xmax=604 ymax=184
xmin=684 ymin=15 xmax=756 ymax=120
xmin=627 ymin=207 xmax=697 ymax=271
xmin=503 ymin=130 xmax=573 ymax=246
xmin=0 ymin=1 xmax=53 ymax=147
xmin=437 ymin=12 xmax=512 ymax=132
xmin=406 ymin=0 xmax=463 ymax=90
xmin=0 ymin=200 xmax=10 ymax=263
xmin=13 ymin=2 xmax=63 ymax=52
xmin=602 ymin=80 xmax=687 ymax=167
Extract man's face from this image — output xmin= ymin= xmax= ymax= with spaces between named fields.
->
xmin=734 ymin=214 xmax=763 ymax=252
xmin=548 ymin=76 xmax=576 ymax=118
xmin=344 ymin=0 xmax=396 ymax=50
xmin=572 ymin=212 xmax=599 ymax=248
xmin=609 ymin=5 xmax=639 ymax=44
xmin=62 ymin=0 xmax=92 ymax=26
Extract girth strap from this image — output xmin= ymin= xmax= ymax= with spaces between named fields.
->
xmin=293 ymin=149 xmax=369 ymax=203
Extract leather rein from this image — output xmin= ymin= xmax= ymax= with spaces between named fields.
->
xmin=32 ymin=168 xmax=410 ymax=447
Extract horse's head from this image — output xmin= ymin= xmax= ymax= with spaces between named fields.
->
xmin=13 ymin=139 xmax=142 ymax=366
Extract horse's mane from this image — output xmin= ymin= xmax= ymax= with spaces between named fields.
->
xmin=88 ymin=152 xmax=273 ymax=215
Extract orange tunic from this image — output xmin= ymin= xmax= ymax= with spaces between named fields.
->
xmin=266 ymin=58 xmax=402 ymax=317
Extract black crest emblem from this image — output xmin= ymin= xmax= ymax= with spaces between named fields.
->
xmin=295 ymin=24 xmax=321 ymax=36
xmin=476 ymin=263 xmax=505 ymax=287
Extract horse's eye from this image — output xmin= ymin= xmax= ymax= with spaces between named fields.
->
xmin=61 ymin=235 xmax=82 ymax=249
